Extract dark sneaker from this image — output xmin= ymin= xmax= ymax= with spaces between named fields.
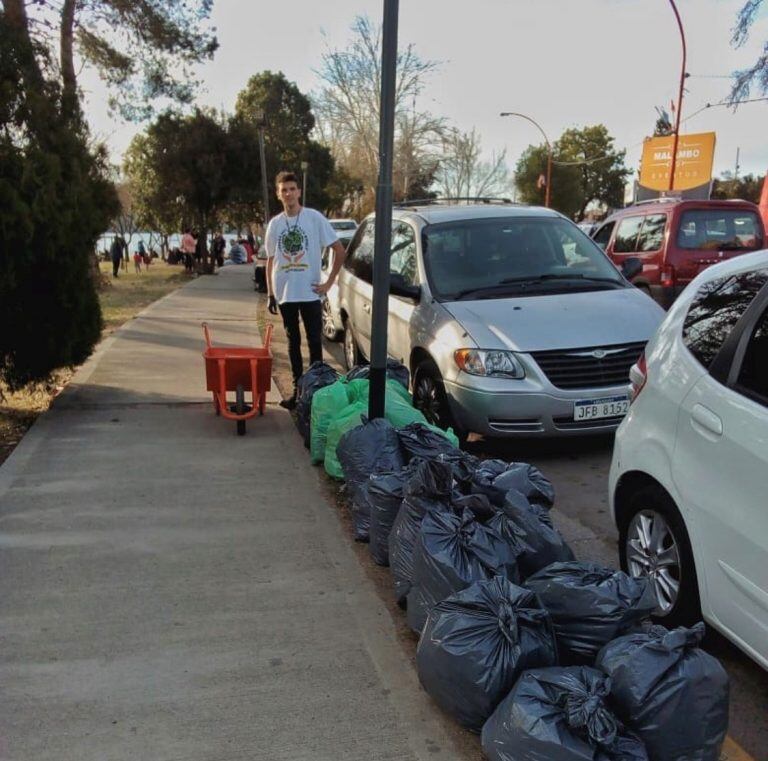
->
xmin=279 ymin=395 xmax=297 ymax=411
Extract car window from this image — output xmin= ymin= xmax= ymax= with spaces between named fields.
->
xmin=343 ymin=220 xmax=374 ymax=283
xmin=682 ymin=268 xmax=768 ymax=369
xmin=422 ymin=216 xmax=624 ymax=299
xmin=390 ymin=222 xmax=418 ymax=285
xmin=637 ymin=214 xmax=666 ymax=252
xmin=676 ymin=209 xmax=763 ymax=251
xmin=736 ymin=304 xmax=768 ymax=405
xmin=592 ymin=221 xmax=614 ymax=250
xmin=613 ymin=217 xmax=644 ymax=253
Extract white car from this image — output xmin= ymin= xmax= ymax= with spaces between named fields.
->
xmin=320 ymin=233 xmax=355 ymax=341
xmin=329 ymin=218 xmax=358 ymax=233
xmin=610 ymin=249 xmax=768 ymax=669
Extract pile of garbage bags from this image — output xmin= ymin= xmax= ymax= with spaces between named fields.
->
xmin=293 ymin=360 xmax=731 ymax=760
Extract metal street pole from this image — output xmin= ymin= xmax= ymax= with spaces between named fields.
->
xmin=368 ymin=0 xmax=399 ymax=421
xmin=667 ymin=0 xmax=687 ymax=193
xmin=255 ymin=109 xmax=271 ymax=230
xmin=500 ymin=111 xmax=552 ymax=207
xmin=301 ymin=160 xmax=309 ymax=204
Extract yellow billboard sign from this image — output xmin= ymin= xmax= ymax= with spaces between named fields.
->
xmin=639 ymin=132 xmax=716 ymax=191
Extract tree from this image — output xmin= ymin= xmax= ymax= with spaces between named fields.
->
xmin=4 ymin=0 xmax=217 ymax=123
xmin=711 ymin=172 xmax=763 ymax=203
xmin=729 ymin=0 xmax=768 ymax=104
xmin=124 ymin=109 xmax=261 ymax=268
xmin=514 ymin=125 xmax=629 ymax=219
xmin=235 ymin=71 xmax=351 ymax=218
xmin=0 ymin=10 xmax=118 ymax=388
xmin=433 ymin=128 xmax=513 ymax=199
xmin=313 ymin=16 xmax=445 ymax=208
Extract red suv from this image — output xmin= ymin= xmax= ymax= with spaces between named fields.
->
xmin=591 ymin=198 xmax=765 ymax=308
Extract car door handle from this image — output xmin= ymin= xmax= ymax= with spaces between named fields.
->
xmin=363 ymin=303 xmax=371 ymax=313
xmin=691 ymin=403 xmax=723 ymax=437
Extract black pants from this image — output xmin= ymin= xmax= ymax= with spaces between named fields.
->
xmin=112 ymin=257 xmax=120 ymax=277
xmin=278 ymin=300 xmax=323 ymax=387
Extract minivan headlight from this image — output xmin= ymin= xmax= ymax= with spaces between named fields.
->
xmin=454 ymin=349 xmax=525 ymax=379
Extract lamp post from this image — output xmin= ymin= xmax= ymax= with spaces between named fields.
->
xmin=254 ymin=108 xmax=271 ymax=228
xmin=300 ymin=160 xmax=309 ymax=204
xmin=666 ymin=0 xmax=687 ymax=193
xmin=500 ymin=112 xmax=552 ymax=207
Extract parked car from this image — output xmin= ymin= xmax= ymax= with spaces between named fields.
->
xmin=337 ymin=201 xmax=664 ymax=439
xmin=592 ymin=197 xmax=765 ymax=308
xmin=609 ymin=249 xmax=768 ymax=669
xmin=329 ymin=218 xmax=358 ymax=233
xmin=320 ymin=233 xmax=354 ymax=341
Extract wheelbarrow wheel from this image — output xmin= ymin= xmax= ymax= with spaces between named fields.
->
xmin=235 ymin=384 xmax=246 ymax=436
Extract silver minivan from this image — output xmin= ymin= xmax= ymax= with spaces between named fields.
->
xmin=337 ymin=202 xmax=664 ymax=440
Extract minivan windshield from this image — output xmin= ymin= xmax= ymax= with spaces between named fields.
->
xmin=422 ymin=217 xmax=625 ymax=300
xmin=676 ymin=209 xmax=763 ymax=251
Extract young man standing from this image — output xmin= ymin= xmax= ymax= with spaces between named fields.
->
xmin=265 ymin=171 xmax=347 ymax=409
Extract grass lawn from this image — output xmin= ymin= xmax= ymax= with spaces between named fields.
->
xmin=0 ymin=259 xmax=191 ymax=466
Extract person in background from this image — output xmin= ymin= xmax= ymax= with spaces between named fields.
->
xmin=180 ymin=229 xmax=196 ymax=273
xmin=225 ymin=239 xmax=247 ymax=265
xmin=110 ymin=235 xmax=125 ymax=278
xmin=265 ymin=170 xmax=346 ymax=409
xmin=212 ymin=232 xmax=226 ymax=268
xmin=133 ymin=249 xmax=143 ymax=274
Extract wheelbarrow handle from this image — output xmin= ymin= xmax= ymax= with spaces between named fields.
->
xmin=202 ymin=322 xmax=212 ymax=348
xmin=263 ymin=323 xmax=274 ymax=351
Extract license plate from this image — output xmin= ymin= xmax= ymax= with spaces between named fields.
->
xmin=573 ymin=395 xmax=629 ymax=421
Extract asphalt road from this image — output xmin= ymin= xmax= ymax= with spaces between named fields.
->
xmin=260 ymin=293 xmax=768 ymax=761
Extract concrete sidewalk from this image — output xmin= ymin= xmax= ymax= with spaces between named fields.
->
xmin=0 ymin=266 xmax=476 ymax=761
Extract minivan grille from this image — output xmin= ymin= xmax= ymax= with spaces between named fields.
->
xmin=531 ymin=342 xmax=645 ymax=390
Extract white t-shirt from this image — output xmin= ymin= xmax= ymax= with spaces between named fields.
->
xmin=265 ymin=207 xmax=338 ymax=304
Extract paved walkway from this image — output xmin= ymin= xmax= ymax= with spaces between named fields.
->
xmin=0 ymin=266 xmax=475 ymax=761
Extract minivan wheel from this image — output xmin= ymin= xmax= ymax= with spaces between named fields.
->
xmin=618 ymin=485 xmax=701 ymax=627
xmin=413 ymin=360 xmax=466 ymax=444
xmin=343 ymin=321 xmax=363 ymax=370
xmin=322 ymin=299 xmax=342 ymax=341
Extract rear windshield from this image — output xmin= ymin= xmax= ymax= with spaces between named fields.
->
xmin=676 ymin=209 xmax=763 ymax=251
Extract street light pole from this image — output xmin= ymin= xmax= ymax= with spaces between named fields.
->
xmin=667 ymin=0 xmax=687 ymax=193
xmin=368 ymin=0 xmax=399 ymax=421
xmin=500 ymin=111 xmax=552 ymax=207
xmin=255 ymin=109 xmax=271 ymax=230
xmin=300 ymin=160 xmax=309 ymax=204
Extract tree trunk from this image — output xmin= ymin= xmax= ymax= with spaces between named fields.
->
xmin=60 ymin=0 xmax=79 ymax=122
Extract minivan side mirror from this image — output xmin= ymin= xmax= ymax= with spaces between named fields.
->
xmin=621 ymin=256 xmax=643 ymax=281
xmin=389 ymin=271 xmax=421 ymax=301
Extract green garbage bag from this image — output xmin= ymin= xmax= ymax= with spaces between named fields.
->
xmin=310 ymin=380 xmax=350 ymax=464
xmin=384 ymin=394 xmax=429 ymax=428
xmin=345 ymin=378 xmax=412 ymax=406
xmin=324 ymin=401 xmax=368 ymax=479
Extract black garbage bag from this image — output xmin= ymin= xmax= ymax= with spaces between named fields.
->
xmin=389 ymin=459 xmax=453 ymax=606
xmin=490 ymin=489 xmax=575 ymax=578
xmin=337 ymin=417 xmax=405 ymax=510
xmin=482 ymin=666 xmax=648 ymax=761
xmin=416 ymin=576 xmax=557 ymax=731
xmin=407 ymin=507 xmax=523 ymax=634
xmin=350 ymin=480 xmax=373 ymax=543
xmin=450 ymin=491 xmax=500 ymax=520
xmin=346 ymin=358 xmax=410 ymax=391
xmin=471 ymin=458 xmax=555 ymax=508
xmin=368 ymin=464 xmax=420 ymax=566
xmin=296 ymin=362 xmax=339 ymax=445
xmin=397 ymin=421 xmax=460 ymax=462
xmin=595 ymin=623 xmax=729 ymax=761
xmin=437 ymin=449 xmax=481 ymax=493
xmin=525 ymin=562 xmax=657 ymax=665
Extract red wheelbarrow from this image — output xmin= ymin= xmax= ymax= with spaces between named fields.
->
xmin=202 ymin=322 xmax=274 ymax=435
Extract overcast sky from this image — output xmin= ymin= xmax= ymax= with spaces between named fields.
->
xmin=81 ymin=0 xmax=768 ymax=184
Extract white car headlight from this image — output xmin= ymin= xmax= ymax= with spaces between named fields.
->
xmin=454 ymin=349 xmax=525 ymax=379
